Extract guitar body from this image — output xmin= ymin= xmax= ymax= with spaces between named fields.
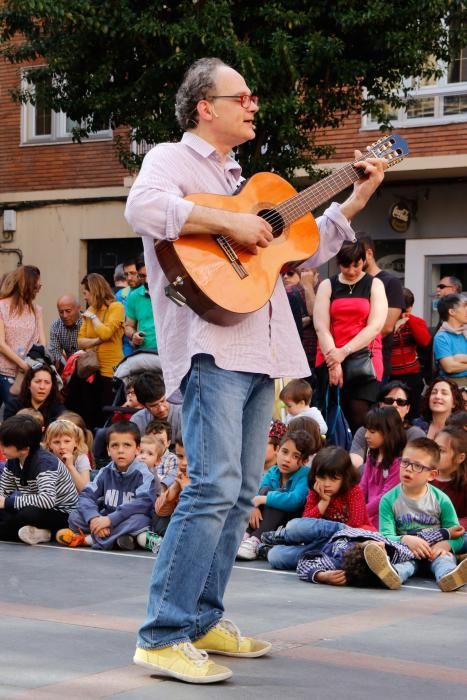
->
xmin=155 ymin=134 xmax=409 ymax=326
xmin=156 ymin=172 xmax=320 ymax=326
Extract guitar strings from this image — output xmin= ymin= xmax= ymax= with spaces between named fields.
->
xmin=221 ymin=163 xmax=360 ymax=256
xmin=220 ymin=141 xmax=396 ymax=256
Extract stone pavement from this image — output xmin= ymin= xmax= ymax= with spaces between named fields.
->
xmin=1 ymin=541 xmax=467 ymax=700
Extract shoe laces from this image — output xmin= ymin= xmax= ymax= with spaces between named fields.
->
xmin=174 ymin=642 xmax=209 ymax=667
xmin=216 ymin=618 xmax=244 ymax=643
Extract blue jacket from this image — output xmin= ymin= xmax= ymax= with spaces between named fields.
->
xmin=76 ymin=458 xmax=156 ymax=527
xmin=259 ymin=465 xmax=310 ymax=513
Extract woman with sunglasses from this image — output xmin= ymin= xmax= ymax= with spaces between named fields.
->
xmin=350 ymin=380 xmax=425 ymax=469
xmin=413 ymin=377 xmax=464 ymax=439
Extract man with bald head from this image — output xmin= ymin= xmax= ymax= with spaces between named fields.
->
xmin=48 ymin=295 xmax=82 ymax=367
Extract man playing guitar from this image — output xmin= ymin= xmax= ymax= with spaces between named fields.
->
xmin=125 ymin=56 xmax=387 ymax=684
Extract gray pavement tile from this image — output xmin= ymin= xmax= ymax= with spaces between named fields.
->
xmin=1 ymin=541 xmax=464 ymax=700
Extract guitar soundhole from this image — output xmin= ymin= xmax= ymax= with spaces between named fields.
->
xmin=258 ymin=208 xmax=284 ymax=238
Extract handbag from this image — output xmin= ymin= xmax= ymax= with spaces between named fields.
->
xmin=76 ymin=307 xmax=109 ymax=379
xmin=342 ymin=347 xmax=376 ymax=385
xmin=324 ymin=386 xmax=352 ymax=450
xmin=76 ymin=349 xmax=100 ymax=379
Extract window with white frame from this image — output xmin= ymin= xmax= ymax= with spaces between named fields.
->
xmin=21 ymin=72 xmax=112 ymax=145
xmin=362 ymin=48 xmax=467 ymax=129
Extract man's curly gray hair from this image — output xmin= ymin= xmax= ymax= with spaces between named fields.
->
xmin=175 ymin=57 xmax=228 ymax=131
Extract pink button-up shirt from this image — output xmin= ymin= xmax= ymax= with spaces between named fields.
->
xmin=125 ymin=132 xmax=356 ymax=397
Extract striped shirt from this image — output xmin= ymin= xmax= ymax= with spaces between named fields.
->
xmin=125 ymin=132 xmax=357 ymax=397
xmin=0 ymin=447 xmax=79 ymax=513
xmin=296 ymin=525 xmax=449 ymax=582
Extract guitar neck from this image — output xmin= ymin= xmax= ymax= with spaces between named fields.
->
xmin=277 ymin=162 xmax=362 ymax=226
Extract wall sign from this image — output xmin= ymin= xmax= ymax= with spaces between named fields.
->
xmin=389 ymin=201 xmax=411 ymax=233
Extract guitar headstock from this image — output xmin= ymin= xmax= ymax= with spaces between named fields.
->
xmin=366 ymin=134 xmax=409 ymax=168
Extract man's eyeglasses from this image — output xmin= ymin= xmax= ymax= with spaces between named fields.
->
xmin=137 ymin=273 xmax=147 ymax=280
xmin=207 ymin=94 xmax=259 ymax=109
xmin=400 ymin=457 xmax=433 ymax=473
xmin=436 ymin=283 xmax=453 ymax=290
xmin=381 ymin=397 xmax=409 ymax=407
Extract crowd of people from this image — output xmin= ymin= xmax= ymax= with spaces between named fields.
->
xmin=1 ymin=55 xmax=467 ymax=685
xmin=0 ymin=257 xmax=465 ymax=579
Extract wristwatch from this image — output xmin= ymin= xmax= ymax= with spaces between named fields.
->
xmin=89 ymin=313 xmax=97 ymax=320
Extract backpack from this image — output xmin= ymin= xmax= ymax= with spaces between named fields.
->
xmin=324 ymin=386 xmax=352 ymax=450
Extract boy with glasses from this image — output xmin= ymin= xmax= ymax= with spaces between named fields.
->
xmin=377 ymin=437 xmax=467 ymax=591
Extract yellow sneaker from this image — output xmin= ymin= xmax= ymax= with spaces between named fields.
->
xmin=193 ymin=618 xmax=272 ymax=658
xmin=133 ymin=642 xmax=232 ymax=684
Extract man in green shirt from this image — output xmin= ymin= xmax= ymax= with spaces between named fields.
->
xmin=124 ymin=258 xmax=157 ymax=351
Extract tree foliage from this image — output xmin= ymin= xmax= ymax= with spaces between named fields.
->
xmin=1 ymin=0 xmax=466 ymax=178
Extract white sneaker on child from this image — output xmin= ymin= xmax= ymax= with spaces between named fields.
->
xmin=236 ymin=536 xmax=260 ymax=561
xmin=18 ymin=526 xmax=51 ymax=545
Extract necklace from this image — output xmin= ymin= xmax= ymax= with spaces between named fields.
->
xmin=347 ymin=283 xmax=356 ymax=295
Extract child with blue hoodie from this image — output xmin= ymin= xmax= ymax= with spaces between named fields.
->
xmin=237 ymin=430 xmax=313 ymax=561
xmin=56 ymin=421 xmax=158 ymax=550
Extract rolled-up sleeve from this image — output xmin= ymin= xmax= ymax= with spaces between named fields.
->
xmin=125 ymin=144 xmax=195 ymax=242
xmin=301 ymin=202 xmax=356 ymax=269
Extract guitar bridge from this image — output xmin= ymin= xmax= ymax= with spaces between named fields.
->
xmin=165 ymin=276 xmax=187 ymax=307
xmin=214 ymin=235 xmax=248 ymax=279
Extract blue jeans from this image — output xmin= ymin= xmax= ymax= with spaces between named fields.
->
xmin=395 ymin=553 xmax=458 ymax=584
xmin=268 ymin=518 xmax=344 ymax=570
xmin=137 ymin=354 xmax=274 ymax=649
xmin=0 ymin=374 xmax=13 ymax=407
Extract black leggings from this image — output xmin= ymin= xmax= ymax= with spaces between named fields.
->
xmin=247 ymin=505 xmax=303 ymax=540
xmin=0 ymin=506 xmax=69 ymax=541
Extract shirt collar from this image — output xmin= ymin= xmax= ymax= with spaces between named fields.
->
xmin=181 ymin=132 xmax=242 ymax=177
xmin=60 ymin=317 xmax=82 ymax=330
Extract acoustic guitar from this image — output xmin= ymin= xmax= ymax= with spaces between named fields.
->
xmin=156 ymin=134 xmax=409 ymax=326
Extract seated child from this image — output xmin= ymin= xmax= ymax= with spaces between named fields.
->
xmin=110 ymin=376 xmax=144 ymax=422
xmin=16 ymin=407 xmax=45 ymax=433
xmin=56 ymin=421 xmax=157 ymax=550
xmin=433 ymin=427 xmax=467 ymax=554
xmin=279 ymin=379 xmax=327 ymax=435
xmin=378 ymin=437 xmax=467 ymax=591
xmin=60 ymin=411 xmax=95 ymax=467
xmin=145 ymin=419 xmax=178 ymax=488
xmin=137 ymin=437 xmax=190 ymax=552
xmin=261 ymin=446 xmax=374 ymax=570
xmin=45 ymin=419 xmax=91 ymax=492
xmin=139 ymin=434 xmax=166 ymax=475
xmin=296 ymin=523 xmax=465 ymax=590
xmin=360 ymin=407 xmax=407 ymax=528
xmin=237 ymin=430 xmax=313 ymax=561
xmin=0 ymin=415 xmax=78 ymax=545
xmin=264 ymin=419 xmax=287 ymax=473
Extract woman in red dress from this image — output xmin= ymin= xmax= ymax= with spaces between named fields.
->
xmin=314 ymin=241 xmax=388 ymax=433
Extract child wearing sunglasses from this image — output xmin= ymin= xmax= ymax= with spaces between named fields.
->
xmin=378 ymin=437 xmax=467 ymax=591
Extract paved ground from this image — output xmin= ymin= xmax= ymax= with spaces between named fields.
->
xmin=1 ymin=541 xmax=467 ymax=700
